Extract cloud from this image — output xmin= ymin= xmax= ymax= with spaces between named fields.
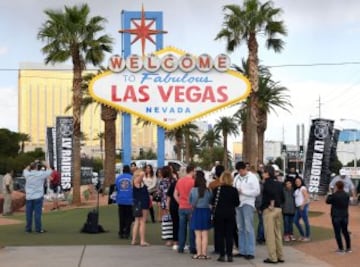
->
xmin=0 ymin=86 xmax=18 ymax=131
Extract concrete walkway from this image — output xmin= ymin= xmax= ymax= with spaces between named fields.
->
xmin=0 ymin=245 xmax=331 ymax=267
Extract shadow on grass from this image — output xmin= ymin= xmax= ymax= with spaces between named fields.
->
xmin=0 ymin=205 xmax=332 ymax=246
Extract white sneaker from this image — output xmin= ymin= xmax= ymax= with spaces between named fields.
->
xmin=172 ymin=245 xmax=178 ymax=251
xmin=184 ymin=245 xmax=189 ymax=251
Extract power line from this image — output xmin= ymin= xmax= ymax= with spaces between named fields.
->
xmin=1 ymin=61 xmax=360 ymax=71
xmin=266 ymin=61 xmax=360 ymax=68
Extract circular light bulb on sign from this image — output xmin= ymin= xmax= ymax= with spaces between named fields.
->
xmin=143 ymin=54 xmax=161 ymax=72
xmin=126 ymin=54 xmax=143 ymax=72
xmin=178 ymin=53 xmax=196 ymax=72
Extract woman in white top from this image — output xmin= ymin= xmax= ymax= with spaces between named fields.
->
xmin=143 ymin=164 xmax=157 ymax=223
xmin=293 ymin=177 xmax=311 ymax=241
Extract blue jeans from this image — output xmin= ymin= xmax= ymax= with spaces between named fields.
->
xmin=256 ymin=211 xmax=265 ymax=242
xmin=294 ymin=204 xmax=310 ymax=238
xmin=283 ymin=214 xmax=294 ymax=235
xmin=236 ymin=204 xmax=256 ymax=256
xmin=178 ymin=208 xmax=195 ymax=252
xmin=26 ymin=197 xmax=44 ymax=232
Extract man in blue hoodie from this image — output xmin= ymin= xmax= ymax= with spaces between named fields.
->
xmin=116 ymin=165 xmax=133 ymax=239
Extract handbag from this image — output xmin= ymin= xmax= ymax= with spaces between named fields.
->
xmin=161 ymin=214 xmax=173 ymax=240
xmin=132 ymin=200 xmax=143 ymax=217
xmin=211 ymin=186 xmax=221 ymax=224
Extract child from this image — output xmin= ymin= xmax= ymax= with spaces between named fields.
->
xmin=282 ymin=180 xmax=296 ymax=242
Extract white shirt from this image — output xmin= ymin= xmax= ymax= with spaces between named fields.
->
xmin=233 ymin=171 xmax=260 ymax=208
xmin=294 ymin=186 xmax=308 ymax=207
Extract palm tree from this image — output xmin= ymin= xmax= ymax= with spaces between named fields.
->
xmin=200 ymin=128 xmax=221 ymax=149
xmin=166 ymin=123 xmax=199 ymax=163
xmin=18 ymin=133 xmax=31 ymax=153
xmin=232 ymin=62 xmax=291 ymax=163
xmin=38 ymin=4 xmax=113 ymax=205
xmin=68 ymin=70 xmax=118 ymax=191
xmin=216 ymin=0 xmax=287 ymax=167
xmin=233 ymin=104 xmax=247 ymax=161
xmin=257 ymin=76 xmax=291 ymax=162
xmin=182 ymin=123 xmax=199 ymax=164
xmin=214 ymin=116 xmax=239 ymax=169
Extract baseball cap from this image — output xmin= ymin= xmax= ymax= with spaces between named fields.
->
xmin=339 ymin=169 xmax=346 ymax=176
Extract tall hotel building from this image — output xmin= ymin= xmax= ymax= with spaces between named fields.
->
xmin=18 ymin=63 xmax=157 ymax=157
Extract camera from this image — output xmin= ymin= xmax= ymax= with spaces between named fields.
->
xmin=30 ymin=160 xmax=45 ymax=170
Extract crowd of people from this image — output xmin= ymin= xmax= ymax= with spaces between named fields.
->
xmin=0 ymin=159 xmax=354 ymax=260
xmin=113 ymin=161 xmax=355 ymax=264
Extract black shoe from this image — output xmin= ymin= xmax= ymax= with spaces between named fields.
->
xmin=263 ymin=258 xmax=278 ymax=264
xmin=217 ymin=256 xmax=225 ymax=262
xmin=227 ymin=256 xmax=233 ymax=262
xmin=278 ymin=259 xmax=285 ymax=263
xmin=36 ymin=229 xmax=47 ymax=233
xmin=245 ymin=255 xmax=254 ymax=260
xmin=233 ymin=253 xmax=246 ymax=257
xmin=178 ymin=249 xmax=184 ymax=253
xmin=25 ymin=230 xmax=32 ymax=233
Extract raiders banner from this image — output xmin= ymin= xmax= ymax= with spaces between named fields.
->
xmin=56 ymin=116 xmax=74 ymax=191
xmin=303 ymin=119 xmax=335 ymax=195
xmin=46 ymin=127 xmax=57 ymax=168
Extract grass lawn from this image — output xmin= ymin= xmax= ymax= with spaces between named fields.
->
xmin=0 ymin=205 xmax=333 ymax=246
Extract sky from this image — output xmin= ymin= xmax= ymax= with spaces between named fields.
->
xmin=1 ymin=0 xmax=360 ymax=146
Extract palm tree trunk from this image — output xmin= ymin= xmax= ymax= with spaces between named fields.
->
xmin=72 ymin=55 xmax=83 ymax=206
xmin=101 ymin=105 xmax=117 ymax=191
xmin=175 ymin=137 xmax=182 ymax=161
xmin=223 ymin=134 xmax=228 ymax=169
xmin=257 ymin=113 xmax=267 ymax=165
xmin=185 ymin=134 xmax=191 ymax=164
xmin=244 ymin=93 xmax=258 ymax=167
xmin=245 ymin=33 xmax=259 ymax=167
xmin=257 ymin=128 xmax=264 ymax=164
xmin=242 ymin=119 xmax=247 ymax=162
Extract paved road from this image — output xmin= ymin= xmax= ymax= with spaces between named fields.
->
xmin=0 ymin=244 xmax=331 ymax=267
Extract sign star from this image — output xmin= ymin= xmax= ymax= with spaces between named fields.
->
xmin=119 ymin=5 xmax=167 ymax=56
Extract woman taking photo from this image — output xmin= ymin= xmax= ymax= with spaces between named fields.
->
xmin=132 ymin=169 xmax=150 ymax=246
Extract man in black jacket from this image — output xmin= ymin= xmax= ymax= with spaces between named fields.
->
xmin=326 ymin=180 xmax=351 ymax=253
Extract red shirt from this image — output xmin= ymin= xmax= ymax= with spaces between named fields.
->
xmin=50 ymin=170 xmax=60 ymax=186
xmin=175 ymin=175 xmax=194 ymax=209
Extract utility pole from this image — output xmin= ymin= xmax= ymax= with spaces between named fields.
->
xmin=317 ymin=95 xmax=322 ymax=118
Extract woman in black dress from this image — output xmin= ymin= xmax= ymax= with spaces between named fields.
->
xmin=131 ymin=169 xmax=150 ymax=246
xmin=212 ymin=171 xmax=240 ymax=262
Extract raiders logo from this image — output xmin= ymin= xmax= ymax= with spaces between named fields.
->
xmin=59 ymin=120 xmax=73 ymax=137
xmin=314 ymin=121 xmax=329 ymax=139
